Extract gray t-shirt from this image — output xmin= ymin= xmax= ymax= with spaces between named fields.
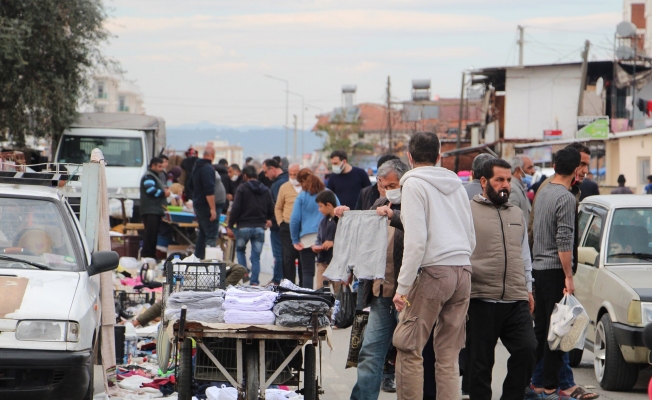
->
xmin=532 ymin=183 xmax=576 ymax=270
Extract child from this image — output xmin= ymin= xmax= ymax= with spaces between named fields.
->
xmin=312 ymin=190 xmax=339 ymax=291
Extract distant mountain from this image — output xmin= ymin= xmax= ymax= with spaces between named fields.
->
xmin=167 ymin=125 xmax=324 ymax=159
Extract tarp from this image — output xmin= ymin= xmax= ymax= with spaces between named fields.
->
xmin=71 ymin=113 xmax=166 ymax=153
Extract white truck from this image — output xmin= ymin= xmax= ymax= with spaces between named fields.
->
xmin=0 ymin=166 xmax=119 ymax=400
xmin=55 ymin=113 xmax=166 ymax=201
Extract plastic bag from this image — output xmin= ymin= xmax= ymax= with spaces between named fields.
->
xmin=275 ymin=313 xmax=330 ymax=327
xmin=273 ymin=300 xmax=330 ymax=316
xmin=547 ymin=294 xmax=589 ymax=351
xmin=334 ymin=285 xmax=356 ymax=329
xmin=346 ymin=310 xmax=369 ymax=368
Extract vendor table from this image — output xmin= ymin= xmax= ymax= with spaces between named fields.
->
xmin=162 ymin=219 xmax=199 ymax=246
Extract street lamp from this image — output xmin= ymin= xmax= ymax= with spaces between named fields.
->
xmin=288 ymin=91 xmax=305 ymax=163
xmin=264 ymin=74 xmax=289 ymax=157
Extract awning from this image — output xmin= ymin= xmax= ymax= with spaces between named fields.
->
xmin=441 ymin=142 xmax=498 ymax=158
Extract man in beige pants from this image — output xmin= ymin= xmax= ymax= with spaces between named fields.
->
xmin=392 ymin=132 xmax=476 ymax=400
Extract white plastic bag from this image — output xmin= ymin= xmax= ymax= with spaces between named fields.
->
xmin=547 ymin=294 xmax=589 ymax=351
xmin=109 ymin=198 xmax=134 ymax=219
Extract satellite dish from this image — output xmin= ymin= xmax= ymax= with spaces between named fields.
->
xmin=617 ymin=21 xmax=637 ymax=37
xmin=596 ymin=77 xmax=604 ymax=97
xmin=616 ymin=45 xmax=636 ymax=60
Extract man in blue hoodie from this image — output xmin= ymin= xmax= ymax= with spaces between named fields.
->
xmin=188 ymin=146 xmax=217 ymax=260
xmin=227 ymin=165 xmax=274 ymax=286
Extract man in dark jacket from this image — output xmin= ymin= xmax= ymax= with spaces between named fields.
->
xmin=215 ymin=158 xmax=233 ymax=202
xmin=139 ymin=157 xmax=169 ymax=259
xmin=181 ymin=147 xmax=198 ymax=199
xmin=228 ymin=164 xmax=243 ymax=196
xmin=188 ymin=147 xmax=217 ymax=260
xmin=354 ymin=154 xmax=399 ymax=211
xmin=265 ymin=159 xmax=288 ymax=284
xmin=227 ymin=165 xmax=274 ymax=286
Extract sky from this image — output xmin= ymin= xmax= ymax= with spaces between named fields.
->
xmin=104 ymin=0 xmax=621 ymax=129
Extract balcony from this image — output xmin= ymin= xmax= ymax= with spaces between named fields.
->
xmin=118 ymin=106 xmax=130 ymax=112
xmin=96 ymin=92 xmax=108 ymax=99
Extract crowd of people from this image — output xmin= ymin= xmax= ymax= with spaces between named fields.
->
xmin=139 ymin=133 xmax=616 ymax=400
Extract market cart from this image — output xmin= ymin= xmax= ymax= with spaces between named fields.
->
xmin=162 ymin=260 xmax=328 ymax=400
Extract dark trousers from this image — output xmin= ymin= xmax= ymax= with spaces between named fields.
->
xmin=533 ymin=269 xmax=567 ymax=390
xmin=141 ymin=214 xmax=161 ymax=258
xmin=423 ymin=327 xmax=437 ymax=400
xmin=468 ymin=299 xmax=537 ymax=400
xmin=194 ymin=205 xmax=218 ymax=260
xmin=299 ymin=248 xmax=316 ymax=289
xmin=279 ymin=222 xmax=301 ymax=283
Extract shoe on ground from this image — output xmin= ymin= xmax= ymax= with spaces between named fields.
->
xmin=243 ymin=273 xmax=250 ymax=283
xmin=461 ymin=390 xmax=470 ymax=399
xmin=380 ymin=378 xmax=396 ymax=393
xmin=536 ymin=389 xmax=578 ymax=400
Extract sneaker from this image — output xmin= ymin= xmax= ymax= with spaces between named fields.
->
xmin=380 ymin=378 xmax=396 ymax=393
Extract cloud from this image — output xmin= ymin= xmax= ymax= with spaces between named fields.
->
xmin=521 ymin=12 xmax=620 ymax=31
xmin=337 ymin=62 xmax=379 ymax=73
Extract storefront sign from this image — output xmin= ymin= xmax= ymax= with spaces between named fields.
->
xmin=543 ymin=130 xmax=563 ymax=141
xmin=577 ymin=116 xmax=609 ymax=139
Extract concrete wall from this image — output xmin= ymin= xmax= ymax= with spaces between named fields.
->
xmin=606 ymin=133 xmax=652 ymax=193
xmin=504 ymin=65 xmax=581 ymax=141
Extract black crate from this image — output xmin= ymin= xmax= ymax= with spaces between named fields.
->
xmin=116 ymin=291 xmax=156 ymax=310
xmin=165 ymin=261 xmax=227 ymax=293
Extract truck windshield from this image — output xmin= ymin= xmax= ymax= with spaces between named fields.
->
xmin=0 ymin=198 xmax=79 ymax=271
xmin=607 ymin=208 xmax=652 ymax=264
xmin=58 ymin=135 xmax=143 ymax=167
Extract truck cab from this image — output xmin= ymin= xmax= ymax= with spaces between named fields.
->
xmin=0 ymin=176 xmax=118 ymax=399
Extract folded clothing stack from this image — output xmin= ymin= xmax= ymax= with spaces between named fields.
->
xmin=223 ymin=286 xmax=278 ymax=324
xmin=165 ymin=290 xmax=225 ymax=323
xmin=273 ymin=300 xmax=331 ymax=328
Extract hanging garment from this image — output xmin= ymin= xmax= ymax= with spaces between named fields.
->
xmin=323 ymin=210 xmax=387 ymax=281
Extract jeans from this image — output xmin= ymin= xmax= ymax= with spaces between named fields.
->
xmin=467 ymin=300 xmax=537 ymax=400
xmin=350 ymin=296 xmax=397 ymax=400
xmin=270 ymin=229 xmax=283 ymax=284
xmin=532 ymin=353 xmax=575 ymax=390
xmin=235 ymin=227 xmax=265 ymax=285
xmin=533 ymin=269 xmax=567 ymax=390
xmin=194 ymin=205 xmax=218 ymax=260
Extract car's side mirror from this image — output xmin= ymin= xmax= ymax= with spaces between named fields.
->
xmin=578 ymin=246 xmax=599 ymax=267
xmin=87 ymin=251 xmax=119 ymax=276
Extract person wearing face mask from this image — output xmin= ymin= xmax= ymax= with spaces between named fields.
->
xmin=354 ymin=155 xmax=399 ymax=211
xmin=327 ymin=150 xmax=371 ymax=208
xmin=467 ymin=158 xmax=536 ymax=400
xmin=509 ymin=155 xmax=535 ymax=224
xmin=275 ymin=164 xmax=304 ymax=284
xmin=228 ymin=163 xmax=243 ymax=194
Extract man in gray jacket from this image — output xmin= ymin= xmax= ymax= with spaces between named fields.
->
xmin=509 ymin=155 xmax=534 ymax=224
xmin=467 ymin=158 xmax=536 ymax=400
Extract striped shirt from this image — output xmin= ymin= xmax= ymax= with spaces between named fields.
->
xmin=532 ymin=183 xmax=576 ymax=270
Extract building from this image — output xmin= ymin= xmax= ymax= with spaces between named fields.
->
xmin=89 ymin=75 xmax=146 ymax=115
xmin=193 ymin=138 xmax=244 ymax=166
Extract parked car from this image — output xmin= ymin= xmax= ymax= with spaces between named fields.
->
xmin=0 ymin=181 xmax=118 ymax=399
xmin=571 ymin=195 xmax=652 ymax=391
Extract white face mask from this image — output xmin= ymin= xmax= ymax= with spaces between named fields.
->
xmin=385 ymin=188 xmax=402 ymax=204
xmin=289 ymin=178 xmax=300 ymax=186
xmin=331 ymin=164 xmax=343 ymax=174
xmin=231 ymin=175 xmax=239 ymax=182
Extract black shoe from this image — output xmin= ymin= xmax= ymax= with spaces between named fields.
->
xmin=380 ymin=378 xmax=396 ymax=393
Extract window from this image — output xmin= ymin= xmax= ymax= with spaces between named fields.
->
xmin=118 ymin=96 xmax=127 ymax=112
xmin=583 ymin=215 xmax=603 ymax=253
xmin=97 ymin=82 xmax=106 ymax=99
xmin=57 ymin=136 xmax=143 ymax=167
xmin=639 ymin=157 xmax=650 ymax=185
xmin=578 ymin=211 xmax=592 ymax=242
xmin=0 ymin=198 xmax=79 ymax=271
xmin=607 ymin=208 xmax=652 ymax=264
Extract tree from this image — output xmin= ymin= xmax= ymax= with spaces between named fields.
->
xmin=0 ymin=0 xmax=113 ymax=148
xmin=315 ymin=113 xmax=361 ymax=157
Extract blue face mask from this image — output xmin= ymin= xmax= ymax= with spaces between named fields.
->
xmin=522 ymin=174 xmax=533 ymax=187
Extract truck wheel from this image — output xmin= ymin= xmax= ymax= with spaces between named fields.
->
xmin=245 ymin=344 xmax=259 ymax=400
xmin=568 ymin=348 xmax=583 ymax=367
xmin=594 ymin=315 xmax=639 ymax=391
xmin=178 ymin=338 xmax=193 ymax=400
xmin=303 ymin=344 xmax=317 ymax=400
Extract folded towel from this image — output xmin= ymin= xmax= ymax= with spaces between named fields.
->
xmin=166 ymin=290 xmax=225 ymax=310
xmin=273 ymin=300 xmax=330 ymax=316
xmin=223 ymin=295 xmax=275 ymax=311
xmin=164 ymin=308 xmax=225 ymax=323
xmin=226 ymin=287 xmax=278 ymax=300
xmin=224 ymin=310 xmax=275 ymax=325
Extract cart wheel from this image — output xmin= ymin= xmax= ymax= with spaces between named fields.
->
xmin=178 ymin=338 xmax=193 ymax=400
xmin=303 ymin=344 xmax=317 ymax=400
xmin=245 ymin=344 xmax=259 ymax=400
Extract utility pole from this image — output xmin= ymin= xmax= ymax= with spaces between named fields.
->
xmin=577 ymin=40 xmax=591 ymax=117
xmin=455 ymin=71 xmax=466 ymax=172
xmin=517 ymin=25 xmax=525 ymax=67
xmin=264 ymin=74 xmax=290 ymax=157
xmin=386 ymin=76 xmax=393 ymax=154
xmin=293 ymin=115 xmax=298 ymax=163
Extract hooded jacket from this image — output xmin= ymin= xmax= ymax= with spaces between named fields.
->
xmin=228 ymin=179 xmax=274 ymax=229
xmin=396 ymin=166 xmax=476 ymax=296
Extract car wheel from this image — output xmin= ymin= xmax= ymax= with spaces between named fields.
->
xmin=568 ymin=348 xmax=583 ymax=367
xmin=594 ymin=314 xmax=639 ymax=391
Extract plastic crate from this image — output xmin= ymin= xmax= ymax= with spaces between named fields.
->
xmin=116 ymin=291 xmax=156 ymax=310
xmin=165 ymin=261 xmax=227 ymax=293
xmin=194 ymin=337 xmax=296 ymax=384
xmin=165 ymin=211 xmax=195 ymax=223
